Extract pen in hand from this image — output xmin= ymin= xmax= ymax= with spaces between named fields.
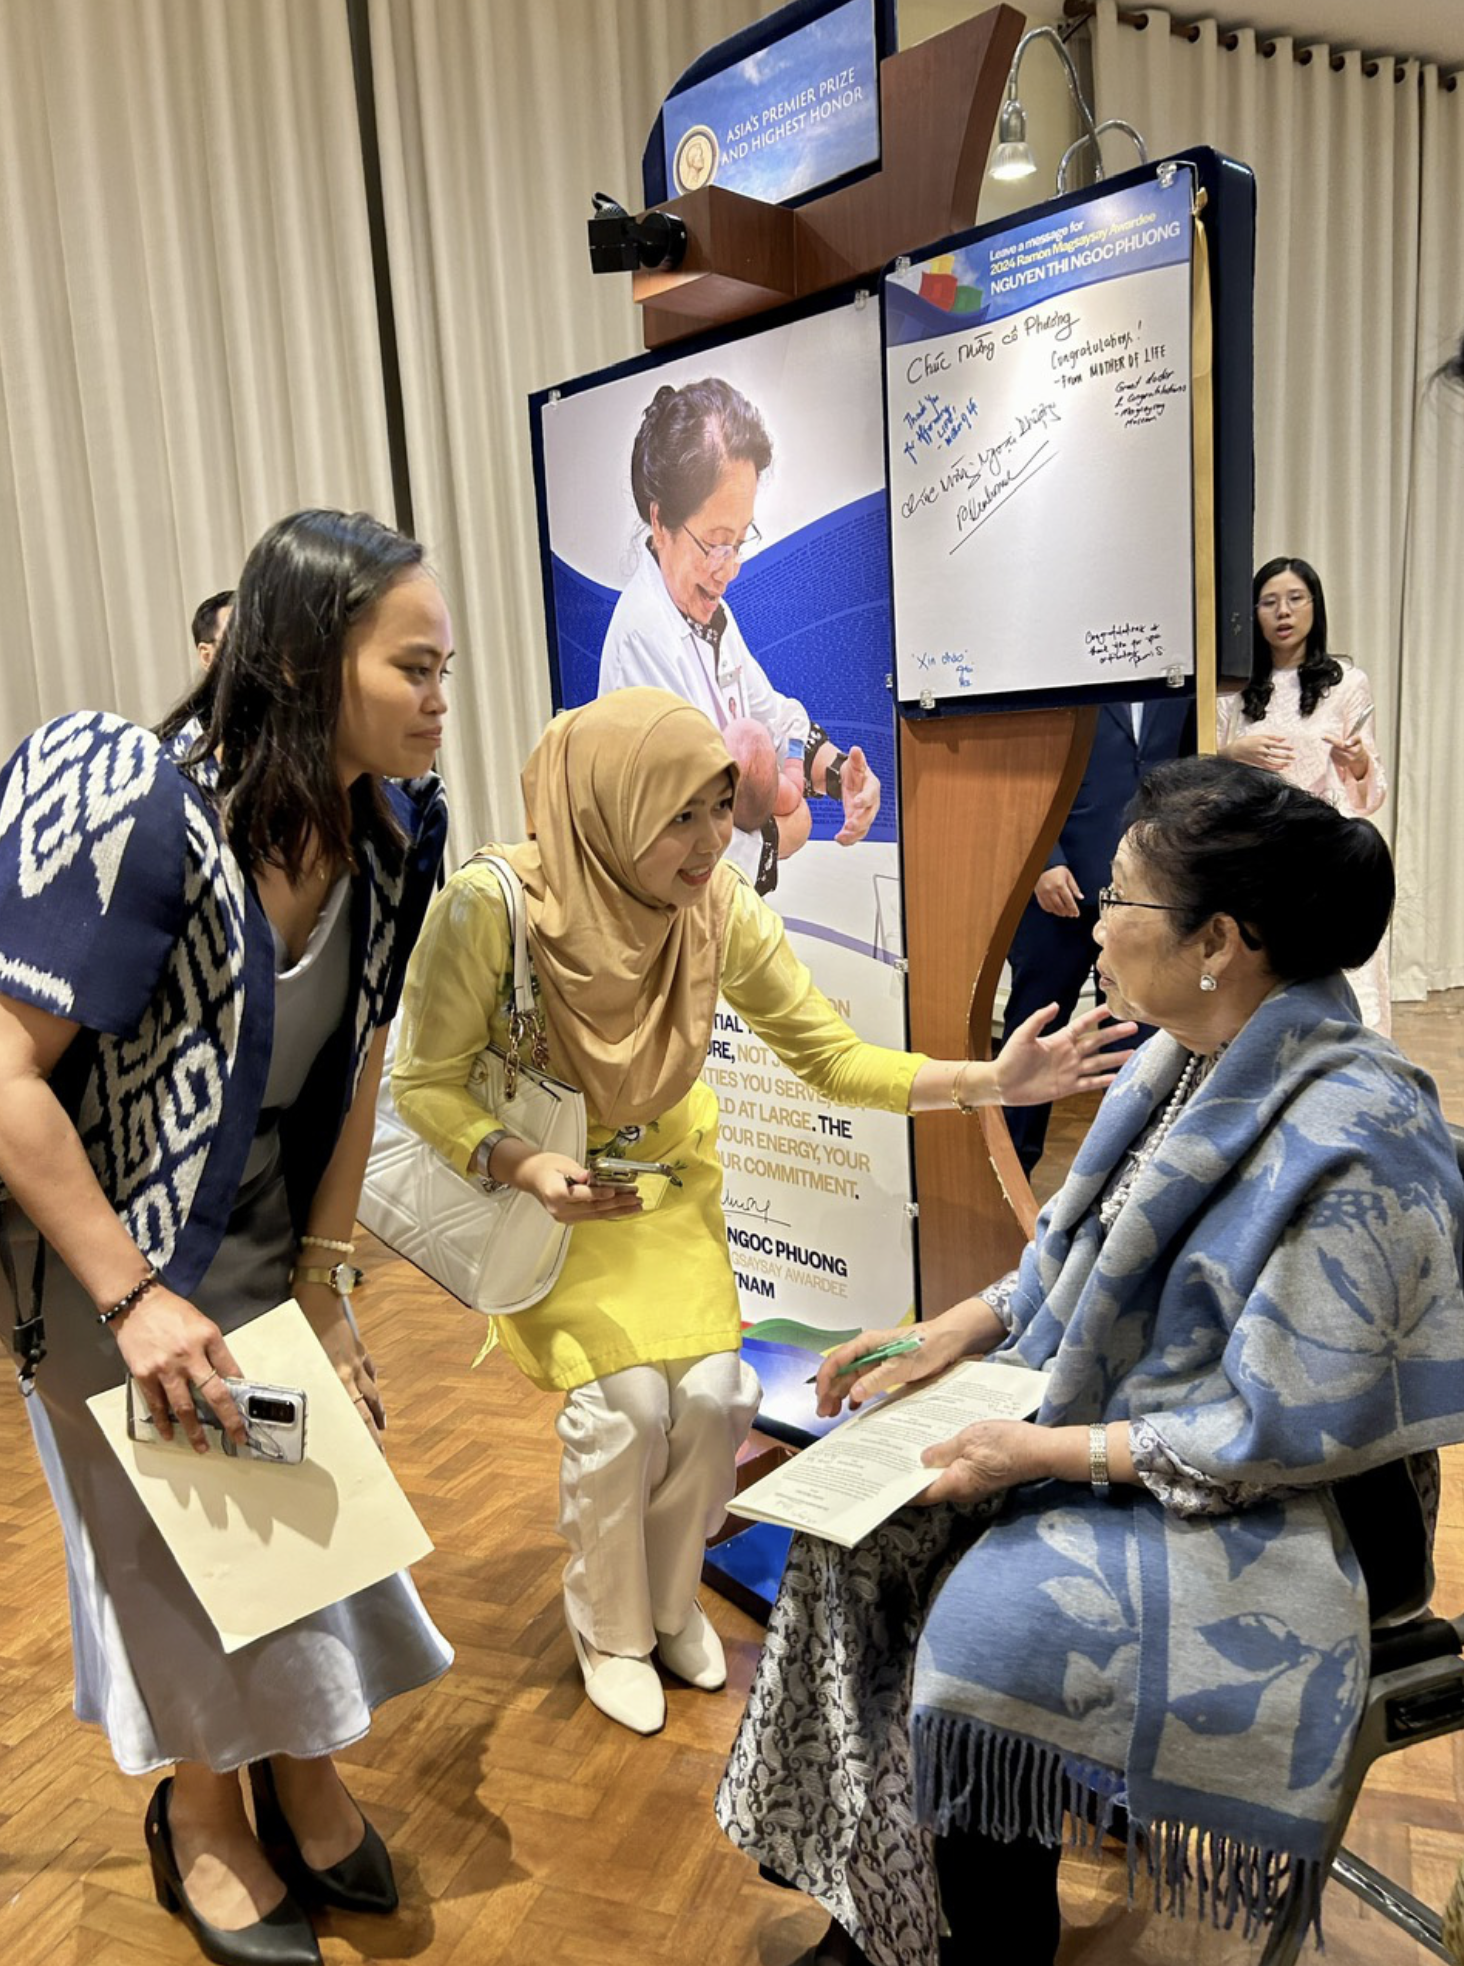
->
xmin=805 ymin=1334 xmax=924 ymax=1384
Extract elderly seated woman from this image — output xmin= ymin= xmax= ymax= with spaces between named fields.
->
xmin=714 ymin=756 xmax=1464 ymax=1966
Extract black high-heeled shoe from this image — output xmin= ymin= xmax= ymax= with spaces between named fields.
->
xmin=247 ymin=1758 xmax=399 ymax=1914
xmin=146 ymin=1777 xmax=321 ymax=1966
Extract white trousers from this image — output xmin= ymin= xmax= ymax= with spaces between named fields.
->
xmin=556 ymin=1352 xmax=762 ymax=1657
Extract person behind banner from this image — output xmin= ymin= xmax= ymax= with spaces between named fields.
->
xmin=1001 ymin=694 xmax=1192 ymax=1175
xmin=714 ymin=756 xmax=1464 ymax=1966
xmin=391 ymin=688 xmax=1132 ymax=1740
xmin=1217 ymin=556 xmax=1390 ymax=1032
xmin=597 ymin=376 xmax=876 ymax=896
xmin=192 ymin=587 xmax=235 ymax=667
xmin=0 ymin=510 xmax=454 ymax=1966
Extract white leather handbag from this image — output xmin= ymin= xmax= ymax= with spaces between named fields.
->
xmin=358 ymin=855 xmax=585 ymax=1314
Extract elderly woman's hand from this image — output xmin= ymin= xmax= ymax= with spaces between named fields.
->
xmin=994 ymin=1002 xmax=1137 ymax=1107
xmin=834 ymin=746 xmax=881 ymax=846
xmin=814 ymin=1296 xmax=1008 ymax=1417
xmin=916 ymin=1418 xmax=1037 ymax=1505
xmin=815 ymin=1319 xmax=967 ymax=1417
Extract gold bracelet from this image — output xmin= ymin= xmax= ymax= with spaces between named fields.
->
xmin=950 ymin=1062 xmax=979 ymax=1114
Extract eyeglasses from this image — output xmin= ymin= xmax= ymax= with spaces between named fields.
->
xmin=1256 ymin=590 xmax=1312 ymax=614
xmin=681 ymin=522 xmax=761 ymax=573
xmin=1097 ymin=886 xmax=1186 ymax=918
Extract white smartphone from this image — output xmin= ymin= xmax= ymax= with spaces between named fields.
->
xmin=125 ymin=1374 xmax=308 ymax=1464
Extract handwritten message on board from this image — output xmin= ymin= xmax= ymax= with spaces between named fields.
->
xmin=885 ymin=175 xmax=1195 ymax=703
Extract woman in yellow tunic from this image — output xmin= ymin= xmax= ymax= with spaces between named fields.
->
xmin=392 ymin=689 xmax=1130 ymax=1735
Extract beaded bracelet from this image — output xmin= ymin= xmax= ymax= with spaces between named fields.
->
xmin=98 ymin=1270 xmax=160 ymax=1326
xmin=299 ymin=1234 xmax=356 ymax=1257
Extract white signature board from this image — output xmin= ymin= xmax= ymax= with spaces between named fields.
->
xmin=886 ymin=171 xmax=1196 ymax=703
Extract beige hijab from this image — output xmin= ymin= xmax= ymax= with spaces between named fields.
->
xmin=495 ymin=688 xmax=740 ymax=1128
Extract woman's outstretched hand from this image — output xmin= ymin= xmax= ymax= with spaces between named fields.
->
xmin=513 ymin=1151 xmax=644 ymax=1223
xmin=994 ymin=1002 xmax=1136 ymax=1107
xmin=834 ymin=746 xmax=881 ymax=846
xmin=111 ymin=1287 xmax=247 ymax=1453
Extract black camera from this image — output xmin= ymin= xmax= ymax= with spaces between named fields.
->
xmin=587 ymin=194 xmax=688 ymax=276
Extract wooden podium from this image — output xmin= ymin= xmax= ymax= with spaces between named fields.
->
xmin=633 ymin=3 xmax=1094 ymax=1306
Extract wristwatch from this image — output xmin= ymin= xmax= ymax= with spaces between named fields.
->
xmin=293 ymin=1262 xmax=365 ymax=1297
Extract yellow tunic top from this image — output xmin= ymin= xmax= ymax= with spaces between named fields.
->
xmin=392 ymin=863 xmax=926 ymax=1391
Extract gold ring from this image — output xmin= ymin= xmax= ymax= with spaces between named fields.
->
xmin=196 ymin=1369 xmax=220 ymax=1390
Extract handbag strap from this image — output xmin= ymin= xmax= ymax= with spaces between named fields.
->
xmin=467 ymin=853 xmax=536 ymax=1018
xmin=0 ymin=1185 xmax=47 ymax=1393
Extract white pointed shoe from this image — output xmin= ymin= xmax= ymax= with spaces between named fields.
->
xmin=565 ymin=1602 xmax=665 ymax=1735
xmin=655 ymin=1600 xmax=727 ymax=1690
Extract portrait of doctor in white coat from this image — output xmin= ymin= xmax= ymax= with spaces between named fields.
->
xmin=597 ymin=377 xmax=880 ymax=895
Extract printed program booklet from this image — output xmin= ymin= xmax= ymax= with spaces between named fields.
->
xmin=727 ymin=1359 xmax=1045 ymax=1548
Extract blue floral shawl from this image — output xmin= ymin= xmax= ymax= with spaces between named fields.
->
xmin=910 ymin=975 xmax=1464 ymax=1939
xmin=0 ymin=712 xmax=446 ymax=1290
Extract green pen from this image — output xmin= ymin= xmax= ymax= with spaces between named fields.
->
xmin=805 ymin=1334 xmax=923 ymax=1383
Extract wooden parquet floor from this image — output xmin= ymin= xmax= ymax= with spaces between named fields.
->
xmin=2 ymin=990 xmax=1462 ymax=1966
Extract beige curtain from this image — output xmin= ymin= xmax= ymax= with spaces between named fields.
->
xmin=1090 ymin=0 xmax=1464 ymax=998
xmin=367 ymin=0 xmax=783 ymax=863
xmin=1395 ymin=72 xmax=1464 ymax=996
xmin=0 ymin=0 xmax=395 ymax=750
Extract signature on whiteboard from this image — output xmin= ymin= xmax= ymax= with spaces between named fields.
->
xmin=1086 ymin=622 xmax=1166 ymax=668
xmin=951 ymin=438 xmax=1056 ymax=553
xmin=1114 ymin=367 xmax=1188 ymax=429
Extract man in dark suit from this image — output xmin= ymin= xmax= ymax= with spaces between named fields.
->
xmin=1002 ymin=694 xmax=1194 ymax=1174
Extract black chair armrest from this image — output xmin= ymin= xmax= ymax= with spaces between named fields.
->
xmin=1369 ymin=1614 xmax=1463 ymax=1675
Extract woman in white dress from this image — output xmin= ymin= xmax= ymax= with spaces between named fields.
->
xmin=1217 ymin=556 xmax=1390 ymax=1031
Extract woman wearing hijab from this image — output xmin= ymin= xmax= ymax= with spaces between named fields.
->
xmin=392 ymin=689 xmax=1128 ymax=1736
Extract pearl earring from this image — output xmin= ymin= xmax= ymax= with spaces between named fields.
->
xmin=1199 ymin=973 xmax=1218 ymax=993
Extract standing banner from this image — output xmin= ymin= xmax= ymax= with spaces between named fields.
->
xmin=531 ymin=293 xmax=913 ymax=1429
xmin=886 ymin=170 xmax=1196 ymax=705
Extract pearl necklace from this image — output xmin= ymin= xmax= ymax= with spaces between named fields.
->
xmin=1098 ymin=1052 xmax=1205 ymax=1232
